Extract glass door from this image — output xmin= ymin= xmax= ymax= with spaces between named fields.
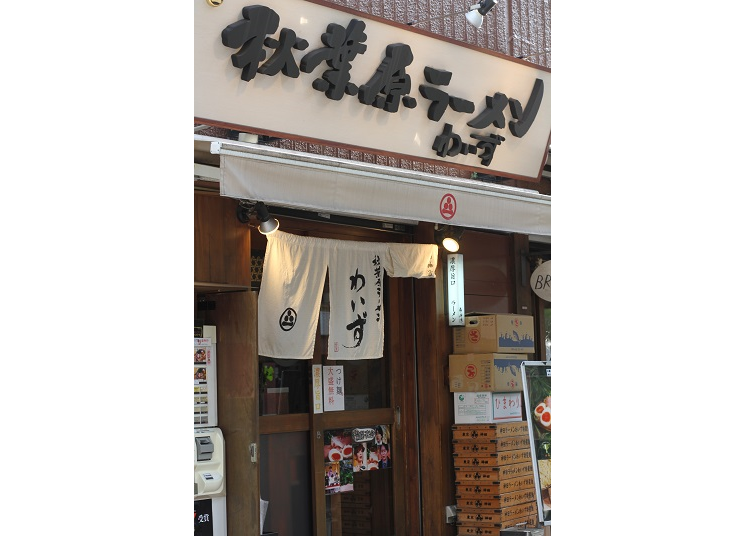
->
xmin=258 ymin=281 xmax=401 ymax=536
xmin=314 ymin=309 xmax=395 ymax=536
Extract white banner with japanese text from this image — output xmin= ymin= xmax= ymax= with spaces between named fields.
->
xmin=257 ymin=231 xmax=329 ymax=359
xmin=327 ymin=241 xmax=388 ymax=359
xmin=258 ymin=231 xmax=437 ymax=359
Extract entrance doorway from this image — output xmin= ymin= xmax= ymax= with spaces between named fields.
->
xmin=254 ymin=217 xmax=420 ymax=536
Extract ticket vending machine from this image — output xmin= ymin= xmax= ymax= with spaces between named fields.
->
xmin=194 ymin=427 xmax=227 ymax=536
xmin=194 ymin=329 xmax=226 ymax=536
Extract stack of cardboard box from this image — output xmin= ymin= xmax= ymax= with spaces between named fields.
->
xmin=452 ymin=423 xmax=539 ymax=534
xmin=449 ymin=314 xmax=539 ymax=534
xmin=449 ymin=313 xmax=535 ymax=395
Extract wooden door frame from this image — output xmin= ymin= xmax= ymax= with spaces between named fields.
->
xmin=249 ymin=216 xmax=422 ymax=536
xmin=308 ymin=276 xmax=421 ymax=536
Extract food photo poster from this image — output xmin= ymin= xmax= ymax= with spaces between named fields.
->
xmin=522 ymin=362 xmax=551 ymax=525
xmin=323 ymin=426 xmax=392 ymax=495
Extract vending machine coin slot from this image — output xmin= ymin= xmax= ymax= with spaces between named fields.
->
xmin=196 ymin=436 xmax=214 ymax=461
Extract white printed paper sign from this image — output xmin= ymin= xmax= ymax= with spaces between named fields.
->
xmin=323 ymin=366 xmax=345 ymax=411
xmin=312 ymin=365 xmax=323 ymax=414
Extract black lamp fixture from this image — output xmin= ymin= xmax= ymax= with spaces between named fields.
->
xmin=237 ymin=200 xmax=280 ymax=235
xmin=465 ymin=0 xmax=499 ymax=29
xmin=434 ymin=224 xmax=465 ymax=253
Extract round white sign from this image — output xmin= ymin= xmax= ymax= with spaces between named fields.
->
xmin=530 ymin=260 xmax=551 ymax=302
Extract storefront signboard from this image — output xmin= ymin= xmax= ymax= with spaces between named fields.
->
xmin=195 ymin=0 xmax=551 ymax=182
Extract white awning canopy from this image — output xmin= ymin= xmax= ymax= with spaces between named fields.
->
xmin=205 ymin=137 xmax=550 ymax=237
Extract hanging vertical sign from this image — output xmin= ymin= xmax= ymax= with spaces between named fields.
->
xmin=447 ymin=253 xmax=465 ymax=326
xmin=323 ymin=365 xmax=345 ymax=411
xmin=312 ymin=364 xmax=323 ymax=414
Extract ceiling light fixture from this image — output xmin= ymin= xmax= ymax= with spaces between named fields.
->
xmin=465 ymin=0 xmax=499 ymax=29
xmin=407 ymin=1 xmax=498 ymax=27
xmin=237 ymin=200 xmax=280 ymax=235
xmin=434 ymin=224 xmax=465 ymax=252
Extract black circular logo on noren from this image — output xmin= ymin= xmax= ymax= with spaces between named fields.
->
xmin=279 ymin=308 xmax=297 ymax=331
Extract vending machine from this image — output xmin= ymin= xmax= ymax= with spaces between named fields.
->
xmin=194 ymin=330 xmax=227 ymax=536
xmin=195 ymin=427 xmax=227 ymax=536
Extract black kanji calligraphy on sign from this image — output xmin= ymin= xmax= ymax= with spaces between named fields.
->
xmin=221 ymin=6 xmax=280 ymax=81
xmin=467 ymin=92 xmax=509 ymax=129
xmin=344 ymin=309 xmax=367 ymax=348
xmin=300 ymin=19 xmax=368 ymax=100
xmin=344 ymin=267 xmax=368 ymax=349
xmin=508 ymin=78 xmax=544 ymax=138
xmin=469 ymin=132 xmax=506 ymax=166
xmin=358 ymin=43 xmax=417 ymax=113
xmin=349 ymin=268 xmax=366 ymax=292
xmin=419 ymin=67 xmax=475 ymax=122
xmin=257 ymin=27 xmax=309 ymax=78
xmin=371 ymin=255 xmax=382 ymax=322
xmin=432 ymin=123 xmax=477 ymax=158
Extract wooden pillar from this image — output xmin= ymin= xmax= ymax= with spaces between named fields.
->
xmin=210 ymin=291 xmax=260 ymax=536
xmin=413 ymin=221 xmax=455 ymax=536
xmin=512 ymin=233 xmax=535 ymax=317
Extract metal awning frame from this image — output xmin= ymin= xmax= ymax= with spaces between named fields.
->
xmin=195 ymin=135 xmax=551 ymax=238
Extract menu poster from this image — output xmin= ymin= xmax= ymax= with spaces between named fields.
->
xmin=323 ymin=365 xmax=345 ymax=411
xmin=521 ymin=361 xmax=551 ymax=525
xmin=194 ymin=338 xmax=214 ymax=427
